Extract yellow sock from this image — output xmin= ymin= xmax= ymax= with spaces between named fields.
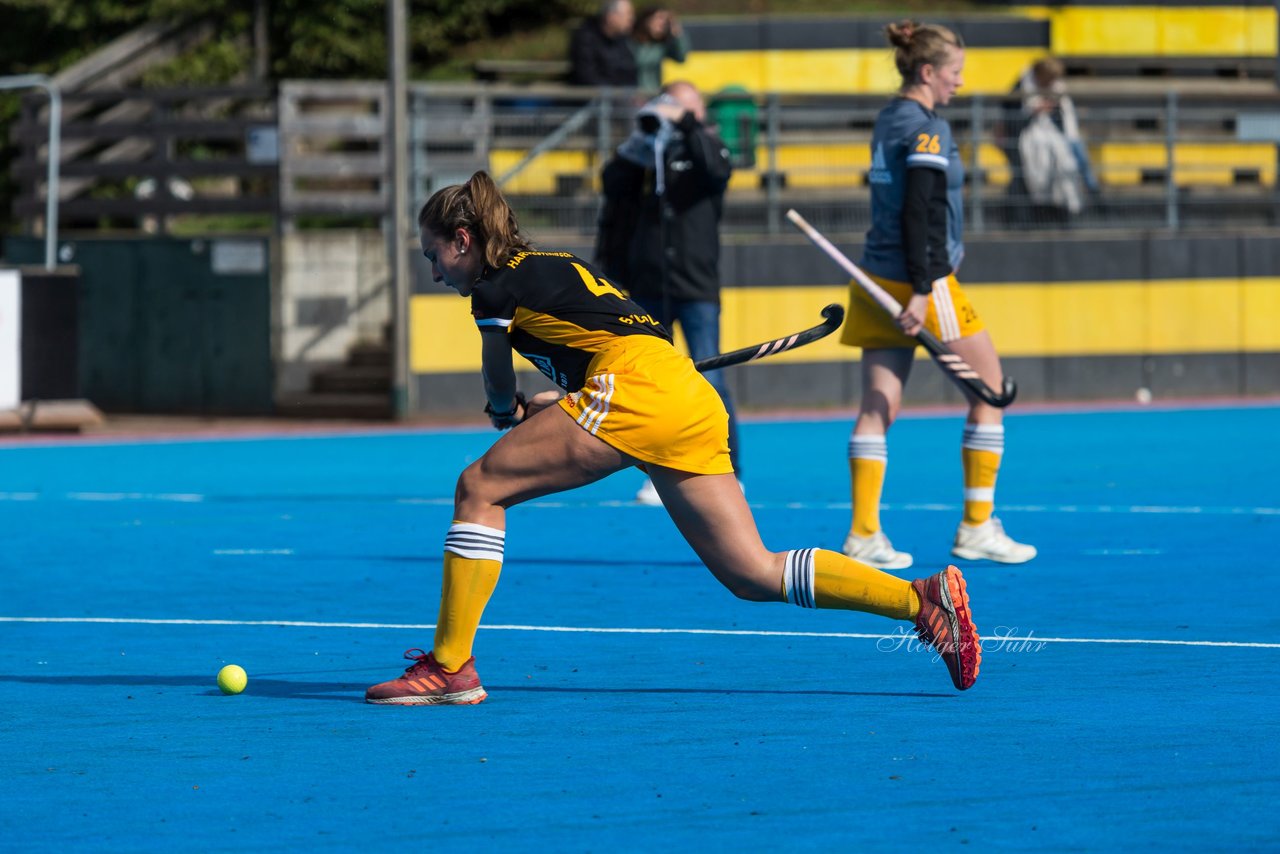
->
xmin=433 ymin=523 xmax=504 ymax=671
xmin=962 ymin=424 xmax=1004 ymax=526
xmin=849 ymin=434 xmax=888 ymax=537
xmin=782 ymin=549 xmax=919 ymax=621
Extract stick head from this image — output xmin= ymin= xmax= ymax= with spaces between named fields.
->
xmin=997 ymin=377 xmax=1018 ymax=407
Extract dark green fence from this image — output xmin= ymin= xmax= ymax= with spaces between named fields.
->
xmin=3 ymin=236 xmax=273 ymax=414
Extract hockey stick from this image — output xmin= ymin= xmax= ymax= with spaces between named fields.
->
xmin=693 ymin=303 xmax=844 ymax=372
xmin=785 ymin=209 xmax=1017 ymax=408
xmin=506 ymin=304 xmax=842 ymax=426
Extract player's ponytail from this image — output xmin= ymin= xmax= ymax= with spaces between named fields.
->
xmin=885 ymin=20 xmax=963 ymax=88
xmin=417 ymin=171 xmax=533 ymax=269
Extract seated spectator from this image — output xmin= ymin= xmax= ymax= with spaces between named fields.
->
xmin=1019 ymin=57 xmax=1099 ymax=198
xmin=630 ymin=7 xmax=690 ymax=92
xmin=569 ymin=0 xmax=639 ymax=87
xmin=1019 ymin=110 xmax=1084 ymax=218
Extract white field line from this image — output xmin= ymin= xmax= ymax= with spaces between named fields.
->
xmin=0 ymin=491 xmax=1277 ymax=516
xmin=1 ymin=616 xmax=1276 ymax=650
xmin=212 ymin=549 xmax=295 ymax=556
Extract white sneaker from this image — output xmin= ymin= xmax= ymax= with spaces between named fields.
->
xmin=635 ymin=478 xmax=663 ymax=506
xmin=842 ymin=530 xmax=913 ymax=570
xmin=951 ymin=517 xmax=1037 ymax=564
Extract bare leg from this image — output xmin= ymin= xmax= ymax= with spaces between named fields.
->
xmin=648 ymin=467 xmax=783 ymax=601
xmin=948 ymin=331 xmax=1004 ymax=425
xmin=854 ymin=347 xmax=913 ymax=433
xmin=845 ymin=348 xmax=915 ymax=562
xmin=455 ymin=402 xmax=636 ymax=527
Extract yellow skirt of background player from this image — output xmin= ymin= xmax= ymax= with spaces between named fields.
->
xmin=557 ymin=335 xmax=733 ymax=475
xmin=840 ymin=272 xmax=985 ymax=349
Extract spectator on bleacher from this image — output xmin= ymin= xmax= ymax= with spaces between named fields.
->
xmin=840 ymin=20 xmax=1036 ymax=570
xmin=1017 ymin=57 xmax=1099 ymax=213
xmin=568 ymin=0 xmax=639 ymax=87
xmin=630 ymin=6 xmax=690 ymax=92
xmin=595 ymin=80 xmax=739 ymax=505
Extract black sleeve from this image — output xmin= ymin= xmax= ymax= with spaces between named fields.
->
xmin=676 ymin=112 xmax=732 ymax=194
xmin=902 ymin=167 xmax=949 ymax=295
xmin=596 ymin=157 xmax=643 ymax=283
xmin=568 ymin=24 xmax=601 ymax=85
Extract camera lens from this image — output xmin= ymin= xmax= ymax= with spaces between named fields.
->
xmin=637 ymin=114 xmax=662 ymax=134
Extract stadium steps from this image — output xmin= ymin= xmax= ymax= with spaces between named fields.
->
xmin=274 ymin=390 xmax=392 ymax=420
xmin=310 ymin=363 xmax=391 ymax=395
xmin=277 ymin=339 xmax=394 ymax=420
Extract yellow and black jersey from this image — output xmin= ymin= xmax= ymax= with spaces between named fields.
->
xmin=472 ymin=250 xmax=671 ymax=390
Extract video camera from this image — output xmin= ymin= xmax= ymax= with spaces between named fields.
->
xmin=634 ymin=93 xmax=681 ymax=138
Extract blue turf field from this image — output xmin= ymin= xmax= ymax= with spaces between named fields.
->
xmin=1 ymin=402 xmax=1278 ymax=850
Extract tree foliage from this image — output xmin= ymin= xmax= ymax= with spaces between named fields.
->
xmin=0 ymin=0 xmax=596 ymax=80
xmin=0 ymin=0 xmax=597 ymax=231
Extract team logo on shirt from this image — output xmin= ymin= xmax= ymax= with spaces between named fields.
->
xmin=521 ymin=352 xmax=569 ymax=389
xmin=868 ymin=142 xmax=891 ymax=185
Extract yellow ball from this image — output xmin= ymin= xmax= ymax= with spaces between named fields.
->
xmin=217 ymin=664 xmax=248 ymax=695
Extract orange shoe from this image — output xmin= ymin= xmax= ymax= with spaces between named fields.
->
xmin=365 ymin=649 xmax=487 ymax=705
xmin=911 ymin=565 xmax=981 ymax=690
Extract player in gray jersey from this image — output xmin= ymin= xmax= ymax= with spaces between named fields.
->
xmin=839 ymin=20 xmax=1036 ymax=570
xmin=861 ymin=96 xmax=965 ymax=287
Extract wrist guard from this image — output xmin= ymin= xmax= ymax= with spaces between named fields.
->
xmin=484 ymin=391 xmax=527 ymax=429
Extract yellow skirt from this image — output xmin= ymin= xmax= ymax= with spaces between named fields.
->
xmin=557 ymin=336 xmax=733 ymax=475
xmin=840 ymin=272 xmax=985 ymax=350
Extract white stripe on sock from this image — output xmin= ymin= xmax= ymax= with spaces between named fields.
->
xmin=964 ymin=487 xmax=995 ymax=502
xmin=848 ymin=434 xmax=887 ymax=463
xmin=444 ymin=522 xmax=506 ymax=562
xmin=962 ymin=423 xmax=1005 ymax=454
xmin=783 ymin=549 xmax=817 ymax=609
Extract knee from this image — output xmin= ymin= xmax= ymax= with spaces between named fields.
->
xmin=453 ymin=461 xmax=488 ymax=511
xmin=722 ymin=574 xmax=777 ymax=603
xmin=857 ymin=409 xmax=895 ymax=433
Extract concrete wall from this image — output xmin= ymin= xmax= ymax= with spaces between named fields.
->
xmin=277 ymin=230 xmax=391 ymax=394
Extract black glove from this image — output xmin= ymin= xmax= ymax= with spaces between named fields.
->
xmin=484 ymin=391 xmax=527 ymax=430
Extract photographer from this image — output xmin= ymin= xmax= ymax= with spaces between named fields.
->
xmin=597 ymin=81 xmax=740 ymax=505
xmin=630 ymin=6 xmax=690 ymax=92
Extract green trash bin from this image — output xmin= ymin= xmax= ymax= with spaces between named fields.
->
xmin=708 ymin=85 xmax=758 ymax=169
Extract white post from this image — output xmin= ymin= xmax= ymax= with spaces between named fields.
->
xmin=0 ymin=269 xmax=20 ymax=409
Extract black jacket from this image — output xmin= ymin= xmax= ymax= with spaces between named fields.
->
xmin=568 ymin=17 xmax=638 ymax=86
xmin=597 ymin=113 xmax=732 ymax=304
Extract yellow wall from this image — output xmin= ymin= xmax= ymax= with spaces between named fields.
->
xmin=410 ymin=278 xmax=1280 ymax=373
xmin=493 ymin=140 xmax=1272 ymax=195
xmin=673 ymin=47 xmax=1044 ymax=96
xmin=1023 ymin=6 xmax=1279 ymax=56
xmin=1096 ymin=143 xmax=1276 ymax=187
xmin=661 ymin=7 xmax=1278 ymax=95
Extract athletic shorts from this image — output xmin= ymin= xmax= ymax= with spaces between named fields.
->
xmin=557 ymin=335 xmax=733 ymax=475
xmin=839 ymin=272 xmax=984 ymax=350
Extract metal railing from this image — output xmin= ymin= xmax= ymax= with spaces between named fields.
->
xmin=1 ymin=74 xmax=60 ymax=268
xmin=12 ymin=80 xmax=1280 ymax=238
xmin=395 ymin=82 xmax=1280 ymax=236
xmin=10 ymin=84 xmax=277 ymax=235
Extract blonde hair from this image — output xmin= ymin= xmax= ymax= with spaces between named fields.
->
xmin=417 ymin=171 xmax=533 ymax=269
xmin=1031 ymin=56 xmax=1065 ymax=89
xmin=885 ymin=20 xmax=964 ymax=88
